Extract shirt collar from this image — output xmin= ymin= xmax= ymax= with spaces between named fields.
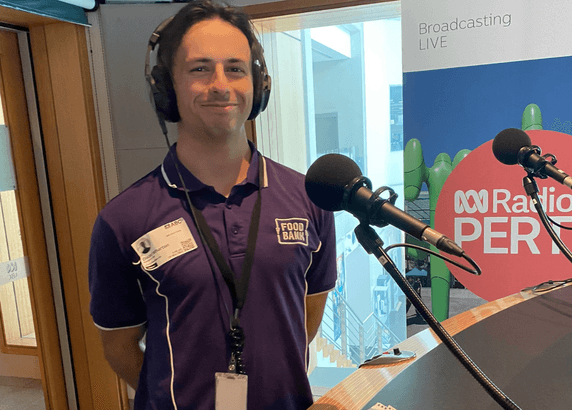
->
xmin=161 ymin=140 xmax=268 ymax=192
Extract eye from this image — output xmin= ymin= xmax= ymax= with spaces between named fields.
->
xmin=228 ymin=66 xmax=250 ymax=77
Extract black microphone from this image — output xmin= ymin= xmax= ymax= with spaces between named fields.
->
xmin=305 ymin=153 xmax=465 ymax=257
xmin=492 ymin=128 xmax=572 ymax=189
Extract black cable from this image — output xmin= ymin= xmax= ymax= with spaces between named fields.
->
xmin=523 ymin=278 xmax=572 ymax=294
xmin=384 ymin=243 xmax=482 ymax=275
xmin=546 ymin=214 xmax=572 ymax=230
xmin=523 ymin=175 xmax=572 ymax=264
xmin=430 ymin=275 xmax=451 ymax=286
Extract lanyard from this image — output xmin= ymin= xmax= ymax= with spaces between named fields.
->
xmin=165 ymin=139 xmax=262 ymax=374
xmin=185 ymin=157 xmax=263 ymax=322
xmin=170 ymin=150 xmax=263 ymax=374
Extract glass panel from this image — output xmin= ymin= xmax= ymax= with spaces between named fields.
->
xmin=0 ymin=77 xmax=36 ymax=348
xmin=253 ymin=2 xmax=405 ymax=396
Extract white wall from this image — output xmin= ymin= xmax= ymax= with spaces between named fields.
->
xmin=90 ymin=4 xmax=184 ymax=194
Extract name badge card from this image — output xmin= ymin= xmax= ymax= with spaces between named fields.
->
xmin=215 ymin=372 xmax=247 ymax=410
xmin=131 ymin=218 xmax=197 ymax=270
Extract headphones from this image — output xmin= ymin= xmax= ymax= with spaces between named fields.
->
xmin=144 ymin=16 xmax=272 ymax=123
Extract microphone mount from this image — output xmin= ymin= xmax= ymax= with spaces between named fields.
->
xmin=342 ymin=176 xmax=398 ymax=228
xmin=343 ymin=176 xmax=371 ymax=207
xmin=518 ymin=145 xmax=558 ymax=179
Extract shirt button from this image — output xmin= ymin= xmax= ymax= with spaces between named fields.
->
xmin=226 ymin=203 xmax=232 ymax=209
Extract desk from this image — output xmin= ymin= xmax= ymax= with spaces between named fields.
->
xmin=310 ymin=284 xmax=572 ymax=410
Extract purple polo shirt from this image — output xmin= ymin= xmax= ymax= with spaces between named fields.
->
xmin=89 ymin=143 xmax=336 ymax=410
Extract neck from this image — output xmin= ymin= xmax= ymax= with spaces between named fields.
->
xmin=175 ymin=131 xmax=252 ymax=197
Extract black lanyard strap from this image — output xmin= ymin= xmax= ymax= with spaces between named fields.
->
xmin=165 ymin=144 xmax=263 ymax=374
xmin=186 ymin=157 xmax=263 ymax=318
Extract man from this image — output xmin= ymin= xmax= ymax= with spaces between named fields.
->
xmin=88 ymin=1 xmax=337 ymax=409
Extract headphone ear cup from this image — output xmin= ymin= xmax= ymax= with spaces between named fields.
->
xmin=249 ymin=64 xmax=262 ymax=121
xmin=258 ymin=73 xmax=271 ymax=114
xmin=248 ymin=62 xmax=271 ymax=121
xmin=151 ymin=65 xmax=180 ymax=123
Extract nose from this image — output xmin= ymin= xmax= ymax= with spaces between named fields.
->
xmin=209 ymin=65 xmax=230 ymax=96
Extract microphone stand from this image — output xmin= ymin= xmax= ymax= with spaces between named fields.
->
xmin=522 ymin=174 xmax=572 ymax=263
xmin=354 ymin=223 xmax=521 ymax=410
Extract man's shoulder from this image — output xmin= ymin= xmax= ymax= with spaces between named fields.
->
xmin=263 ymin=156 xmax=305 ymax=182
xmin=262 ymin=156 xmax=334 ymax=218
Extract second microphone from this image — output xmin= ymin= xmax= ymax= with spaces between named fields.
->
xmin=304 ymin=153 xmax=466 ymax=258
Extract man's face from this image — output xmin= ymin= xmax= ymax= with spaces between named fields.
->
xmin=171 ymin=18 xmax=254 ymax=139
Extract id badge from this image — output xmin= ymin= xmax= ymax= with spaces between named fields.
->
xmin=215 ymin=372 xmax=248 ymax=410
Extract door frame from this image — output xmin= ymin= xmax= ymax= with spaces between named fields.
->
xmin=0 ymin=28 xmax=69 ymax=410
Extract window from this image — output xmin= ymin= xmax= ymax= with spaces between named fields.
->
xmin=0 ymin=69 xmax=36 ymax=351
xmin=253 ymin=2 xmax=405 ymax=394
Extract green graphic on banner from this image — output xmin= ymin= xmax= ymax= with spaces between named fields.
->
xmin=404 ymin=140 xmax=470 ymax=321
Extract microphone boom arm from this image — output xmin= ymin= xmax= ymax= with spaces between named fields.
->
xmin=354 ymin=223 xmax=521 ymax=410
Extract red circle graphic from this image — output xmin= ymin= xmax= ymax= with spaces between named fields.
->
xmin=435 ymin=130 xmax=572 ymax=301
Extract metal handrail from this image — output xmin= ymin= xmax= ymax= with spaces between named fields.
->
xmin=363 ymin=310 xmax=401 ymax=344
xmin=319 ymin=288 xmax=403 ymax=366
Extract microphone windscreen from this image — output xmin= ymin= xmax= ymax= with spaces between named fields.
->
xmin=305 ymin=153 xmax=363 ymax=211
xmin=492 ymin=128 xmax=532 ymax=165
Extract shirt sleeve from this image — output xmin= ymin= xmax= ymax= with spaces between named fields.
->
xmin=305 ymin=208 xmax=337 ymax=295
xmin=89 ymin=214 xmax=147 ymax=330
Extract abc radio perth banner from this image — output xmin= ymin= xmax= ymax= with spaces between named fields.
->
xmin=402 ymin=0 xmax=572 ymax=303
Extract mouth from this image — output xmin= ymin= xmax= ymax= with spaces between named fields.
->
xmin=201 ymin=103 xmax=238 ymax=113
xmin=202 ymin=103 xmax=238 ymax=107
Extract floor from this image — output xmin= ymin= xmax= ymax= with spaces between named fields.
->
xmin=0 ymin=376 xmax=45 ymax=410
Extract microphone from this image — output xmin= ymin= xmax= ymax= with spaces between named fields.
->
xmin=492 ymin=128 xmax=572 ymax=189
xmin=305 ymin=153 xmax=465 ymax=257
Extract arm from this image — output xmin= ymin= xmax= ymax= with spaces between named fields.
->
xmin=99 ymin=324 xmax=146 ymax=389
xmin=305 ymin=291 xmax=330 ymax=343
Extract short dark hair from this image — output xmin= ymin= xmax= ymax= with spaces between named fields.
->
xmin=157 ymin=0 xmax=263 ymax=75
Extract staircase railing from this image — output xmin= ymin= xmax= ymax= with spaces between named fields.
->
xmin=320 ymin=289 xmax=402 ymax=366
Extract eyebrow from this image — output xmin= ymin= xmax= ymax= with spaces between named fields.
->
xmin=187 ymin=57 xmax=248 ymax=64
